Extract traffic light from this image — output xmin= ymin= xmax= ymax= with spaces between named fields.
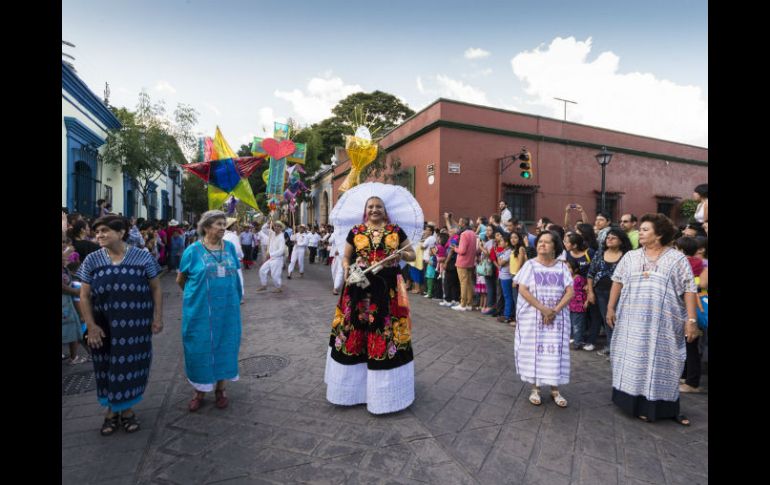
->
xmin=518 ymin=147 xmax=532 ymax=179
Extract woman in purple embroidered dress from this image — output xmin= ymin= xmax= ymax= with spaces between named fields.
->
xmin=513 ymin=231 xmax=574 ymax=408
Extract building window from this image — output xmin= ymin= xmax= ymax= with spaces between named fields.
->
xmin=147 ymin=183 xmax=158 ymax=221
xmin=503 ymin=185 xmax=537 ymax=224
xmin=595 ymin=193 xmax=622 ymax=222
xmin=104 ymin=185 xmax=112 ymax=205
xmin=655 ymin=196 xmax=680 ymax=218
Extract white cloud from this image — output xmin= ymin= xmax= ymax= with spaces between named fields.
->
xmin=416 ymin=75 xmax=490 ymax=106
xmin=154 ymin=80 xmax=176 ymax=94
xmin=274 ymin=75 xmax=363 ymax=123
xmin=435 ymin=75 xmax=489 ymax=105
xmin=465 ymin=47 xmax=491 ymax=59
xmin=511 ymin=37 xmax=708 ymax=147
xmin=239 ymin=132 xmax=256 ymax=146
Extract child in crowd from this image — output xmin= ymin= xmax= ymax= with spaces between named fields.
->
xmin=568 ymin=258 xmax=589 ymax=350
xmin=474 ymin=236 xmax=491 ymax=311
xmin=425 ymin=252 xmax=437 ymax=299
xmin=62 ymin=245 xmax=87 ymax=365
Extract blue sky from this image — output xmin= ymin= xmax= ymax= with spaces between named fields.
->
xmin=62 ymin=0 xmax=708 ymax=149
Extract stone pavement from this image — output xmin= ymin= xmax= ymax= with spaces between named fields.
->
xmin=62 ymin=259 xmax=708 ymax=485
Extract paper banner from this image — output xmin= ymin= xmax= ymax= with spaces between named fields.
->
xmin=287 ymin=142 xmax=307 ymax=164
xmin=273 ymin=122 xmax=290 ymax=141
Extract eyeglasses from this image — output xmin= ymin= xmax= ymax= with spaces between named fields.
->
xmin=620 ymin=220 xmax=631 ymax=223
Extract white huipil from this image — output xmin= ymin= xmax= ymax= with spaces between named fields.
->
xmin=259 ymin=229 xmax=286 ymax=288
xmin=288 ymin=232 xmax=309 ymax=275
xmin=328 ymin=231 xmax=344 ymax=290
xmin=223 ymin=230 xmax=244 ymax=296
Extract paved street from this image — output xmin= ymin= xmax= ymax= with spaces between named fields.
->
xmin=62 ymin=260 xmax=708 ymax=485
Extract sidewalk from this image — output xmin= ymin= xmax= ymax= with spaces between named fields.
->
xmin=62 ymin=261 xmax=708 ymax=485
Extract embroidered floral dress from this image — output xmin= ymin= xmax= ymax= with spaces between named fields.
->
xmin=325 ymin=223 xmax=415 ymax=414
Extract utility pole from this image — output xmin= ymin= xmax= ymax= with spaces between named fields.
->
xmin=553 ymin=97 xmax=577 ymax=121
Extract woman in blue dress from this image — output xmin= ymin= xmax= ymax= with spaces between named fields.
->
xmin=177 ymin=210 xmax=243 ymax=412
xmin=78 ymin=216 xmax=163 ymax=436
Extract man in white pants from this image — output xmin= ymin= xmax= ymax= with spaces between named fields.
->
xmin=288 ymin=225 xmax=309 ymax=279
xmin=257 ymin=221 xmax=287 ymax=293
xmin=328 ymin=230 xmax=344 ymax=295
xmin=223 ymin=218 xmax=245 ymax=303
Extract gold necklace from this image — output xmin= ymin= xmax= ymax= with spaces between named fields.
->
xmin=367 ymin=223 xmax=386 ymax=245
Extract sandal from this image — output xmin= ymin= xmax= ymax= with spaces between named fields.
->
xmin=189 ymin=392 xmax=205 ymax=412
xmin=528 ymin=388 xmax=542 ymax=406
xmin=120 ymin=412 xmax=140 ymax=433
xmin=551 ymin=390 xmax=568 ymax=408
xmin=215 ymin=388 xmax=229 ymax=409
xmin=100 ymin=414 xmax=120 ymax=436
xmin=673 ymin=414 xmax=691 ymax=426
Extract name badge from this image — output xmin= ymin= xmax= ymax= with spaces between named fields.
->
xmin=217 ymin=264 xmax=226 ymax=278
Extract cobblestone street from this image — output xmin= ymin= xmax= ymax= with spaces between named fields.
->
xmin=62 ymin=261 xmax=708 ymax=485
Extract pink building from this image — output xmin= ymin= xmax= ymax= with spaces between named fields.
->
xmin=332 ymin=98 xmax=707 ymax=227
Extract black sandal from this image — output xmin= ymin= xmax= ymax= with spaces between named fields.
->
xmin=120 ymin=412 xmax=140 ymax=433
xmin=100 ymin=414 xmax=120 ymax=436
xmin=673 ymin=414 xmax=691 ymax=426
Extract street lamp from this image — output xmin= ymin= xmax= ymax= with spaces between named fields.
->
xmin=595 ymin=146 xmax=614 ymax=215
xmin=168 ymin=165 xmax=179 ymax=220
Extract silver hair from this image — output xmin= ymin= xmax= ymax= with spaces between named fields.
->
xmin=197 ymin=210 xmax=227 ymax=237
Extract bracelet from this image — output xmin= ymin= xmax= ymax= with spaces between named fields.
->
xmin=687 ymin=318 xmax=697 ymax=323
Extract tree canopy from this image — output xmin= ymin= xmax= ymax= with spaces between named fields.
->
xmin=101 ymin=90 xmax=198 ymax=215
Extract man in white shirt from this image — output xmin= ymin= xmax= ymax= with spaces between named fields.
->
xmin=319 ymin=228 xmax=330 ymax=264
xmin=257 ymin=224 xmax=271 ymax=264
xmin=257 ymin=221 xmax=287 ymax=293
xmin=239 ymin=225 xmax=255 ymax=269
xmin=307 ymin=227 xmax=322 ymax=264
xmin=499 ymin=200 xmax=512 ymax=225
xmin=421 ymin=224 xmax=436 ymax=265
xmin=224 ymin=218 xmax=245 ymax=301
xmin=288 ymin=225 xmax=309 ymax=278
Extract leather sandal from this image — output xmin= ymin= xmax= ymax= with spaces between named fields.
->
xmin=120 ymin=412 xmax=140 ymax=433
xmin=189 ymin=392 xmax=204 ymax=412
xmin=215 ymin=388 xmax=229 ymax=409
xmin=551 ymin=390 xmax=568 ymax=408
xmin=100 ymin=413 xmax=120 ymax=436
xmin=528 ymin=388 xmax=542 ymax=406
xmin=673 ymin=414 xmax=691 ymax=426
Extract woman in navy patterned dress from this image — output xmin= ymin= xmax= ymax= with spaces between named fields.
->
xmin=77 ymin=216 xmax=163 ymax=436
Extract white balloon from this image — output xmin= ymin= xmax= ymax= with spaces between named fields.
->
xmin=354 ymin=125 xmax=372 ymax=141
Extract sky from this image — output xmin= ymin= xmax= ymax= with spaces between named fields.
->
xmin=62 ymin=0 xmax=708 ymax=151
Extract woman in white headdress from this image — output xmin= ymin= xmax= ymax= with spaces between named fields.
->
xmin=324 ymin=195 xmax=418 ymax=414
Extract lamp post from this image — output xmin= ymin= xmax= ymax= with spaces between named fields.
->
xmin=168 ymin=165 xmax=179 ymax=221
xmin=595 ymin=147 xmax=614 ymax=215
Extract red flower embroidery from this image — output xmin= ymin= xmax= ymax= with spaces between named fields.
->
xmin=386 ymin=224 xmax=395 ymax=232
xmin=346 ymin=329 xmax=364 ymax=355
xmin=367 ymin=333 xmax=387 ymax=359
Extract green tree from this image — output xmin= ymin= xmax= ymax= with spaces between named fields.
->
xmin=101 ymin=90 xmax=199 ymax=216
xmin=180 ymin=173 xmax=209 ymax=217
xmin=312 ymin=90 xmax=415 ymax=179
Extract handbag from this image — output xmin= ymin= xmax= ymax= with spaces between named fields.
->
xmin=396 ymin=274 xmax=410 ymax=310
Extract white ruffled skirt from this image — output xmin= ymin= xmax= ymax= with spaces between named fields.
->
xmin=324 ymin=347 xmax=414 ymax=414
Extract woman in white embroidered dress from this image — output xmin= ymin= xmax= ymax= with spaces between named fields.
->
xmin=513 ymin=231 xmax=574 ymax=408
xmin=606 ymin=213 xmax=699 ymax=425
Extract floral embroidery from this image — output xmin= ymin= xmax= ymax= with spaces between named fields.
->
xmin=354 ymin=234 xmax=370 ymax=251
xmin=332 ymin=308 xmax=344 ymax=329
xmin=345 ymin=329 xmax=364 ymax=355
xmin=392 ymin=317 xmax=411 ymax=345
xmin=367 ymin=333 xmax=387 ymax=359
xmin=385 ymin=232 xmax=399 ymax=250
xmin=329 ymin=223 xmax=412 ymax=360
